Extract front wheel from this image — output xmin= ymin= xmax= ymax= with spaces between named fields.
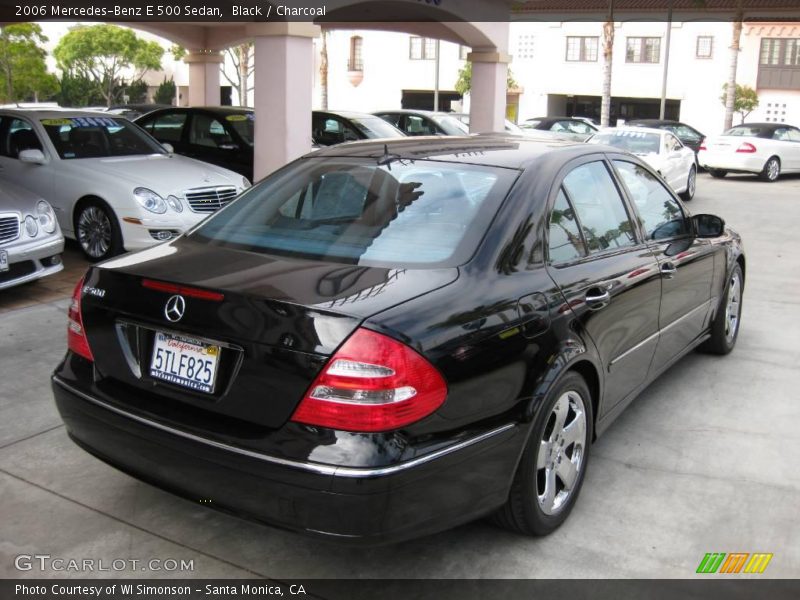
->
xmin=708 ymin=169 xmax=728 ymax=179
xmin=759 ymin=156 xmax=780 ymax=182
xmin=491 ymin=371 xmax=593 ymax=536
xmin=75 ymin=200 xmax=123 ymax=262
xmin=701 ymin=263 xmax=743 ymax=355
xmin=680 ymin=165 xmax=696 ymax=201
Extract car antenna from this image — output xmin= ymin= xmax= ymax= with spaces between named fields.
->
xmin=377 ymin=144 xmax=402 ymax=170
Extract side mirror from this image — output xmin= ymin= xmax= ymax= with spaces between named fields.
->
xmin=18 ymin=149 xmax=46 ymax=164
xmin=693 ymin=214 xmax=726 ymax=238
xmin=161 ymin=143 xmax=174 ymax=154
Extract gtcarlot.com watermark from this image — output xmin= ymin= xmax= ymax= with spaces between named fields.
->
xmin=14 ymin=554 xmax=195 ymax=573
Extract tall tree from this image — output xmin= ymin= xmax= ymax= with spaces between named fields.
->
xmin=222 ymin=43 xmax=254 ymax=106
xmin=54 ymin=24 xmax=163 ymax=107
xmin=0 ymin=24 xmax=59 ymax=103
xmin=600 ymin=1 xmax=615 ymax=127
xmin=319 ymin=30 xmax=329 ymax=110
xmin=723 ymin=4 xmax=745 ymax=131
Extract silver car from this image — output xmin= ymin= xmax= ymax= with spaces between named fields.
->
xmin=0 ymin=180 xmax=64 ymax=290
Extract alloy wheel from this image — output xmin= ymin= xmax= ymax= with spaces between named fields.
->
xmin=77 ymin=206 xmax=112 ymax=259
xmin=687 ymin=168 xmax=696 ymax=197
xmin=725 ymin=272 xmax=741 ymax=344
xmin=766 ymin=158 xmax=780 ymax=181
xmin=537 ymin=390 xmax=587 ymax=515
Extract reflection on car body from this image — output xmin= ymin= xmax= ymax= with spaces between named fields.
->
xmin=52 ymin=135 xmax=744 ymax=545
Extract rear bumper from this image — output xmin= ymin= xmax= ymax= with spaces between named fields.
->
xmin=698 ymin=151 xmax=765 ymax=174
xmin=52 ymin=375 xmax=523 ymax=545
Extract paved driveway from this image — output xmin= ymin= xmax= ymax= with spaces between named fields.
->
xmin=1 ymin=174 xmax=799 ymax=579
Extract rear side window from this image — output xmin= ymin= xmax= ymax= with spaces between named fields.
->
xmin=562 ymin=161 xmax=636 ymax=253
xmin=142 ymin=112 xmax=187 ymax=142
xmin=613 ymin=160 xmax=690 ymax=240
xmin=548 ymin=189 xmax=585 ymax=263
xmin=191 ymin=158 xmax=518 ymax=268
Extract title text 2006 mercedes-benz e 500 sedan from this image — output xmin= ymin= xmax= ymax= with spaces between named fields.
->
xmin=52 ymin=136 xmax=744 ymax=544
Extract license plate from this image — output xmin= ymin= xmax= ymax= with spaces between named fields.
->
xmin=149 ymin=331 xmax=220 ymax=393
xmin=0 ymin=250 xmax=8 ymax=273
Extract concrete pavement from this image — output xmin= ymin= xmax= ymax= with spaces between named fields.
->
xmin=1 ymin=174 xmax=799 ymax=579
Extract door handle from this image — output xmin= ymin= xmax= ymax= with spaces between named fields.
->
xmin=660 ymin=262 xmax=677 ymax=279
xmin=585 ymin=289 xmax=611 ymax=310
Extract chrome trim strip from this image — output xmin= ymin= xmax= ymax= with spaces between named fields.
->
xmin=52 ymin=376 xmax=516 ymax=479
xmin=609 ymin=300 xmax=711 ymax=368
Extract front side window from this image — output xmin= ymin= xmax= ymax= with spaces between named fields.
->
xmin=613 ymin=160 xmax=689 ymax=241
xmin=626 ymin=37 xmax=661 ymax=63
xmin=566 ymin=36 xmax=599 ymax=62
xmin=562 ymin=161 xmax=636 ymax=253
xmin=190 ymin=159 xmax=518 ymax=268
xmin=2 ymin=118 xmax=43 ymax=158
xmin=40 ymin=116 xmax=165 ymax=159
xmin=404 ymin=115 xmax=437 ymax=135
xmin=190 ymin=114 xmax=233 ymax=148
xmin=548 ymin=188 xmax=586 ymax=263
xmin=312 ymin=115 xmax=360 ymax=146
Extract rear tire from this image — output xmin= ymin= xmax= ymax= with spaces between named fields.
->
xmin=74 ymin=199 xmax=123 ymax=262
xmin=708 ymin=169 xmax=727 ymax=179
xmin=759 ymin=156 xmax=780 ymax=182
xmin=680 ymin=165 xmax=696 ymax=201
xmin=700 ymin=263 xmax=743 ymax=355
xmin=491 ymin=371 xmax=593 ymax=536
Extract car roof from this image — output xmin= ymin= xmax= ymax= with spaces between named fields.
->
xmin=628 ymin=119 xmax=681 ymax=125
xmin=315 ymin=109 xmax=386 ymax=119
xmin=373 ymin=109 xmax=454 ymax=117
xmin=599 ymin=126 xmax=666 ymax=136
xmin=305 ymin=133 xmax=594 ymax=170
xmin=0 ymin=108 xmax=117 ymax=119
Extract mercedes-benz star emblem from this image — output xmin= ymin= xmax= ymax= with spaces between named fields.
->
xmin=164 ymin=295 xmax=186 ymax=322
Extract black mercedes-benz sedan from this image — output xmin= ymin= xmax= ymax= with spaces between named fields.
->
xmin=52 ymin=135 xmax=745 ymax=544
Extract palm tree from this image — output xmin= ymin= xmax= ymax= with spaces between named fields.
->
xmin=723 ymin=1 xmax=745 ymax=131
xmin=320 ymin=30 xmax=329 ymax=110
xmin=600 ymin=1 xmax=615 ymax=127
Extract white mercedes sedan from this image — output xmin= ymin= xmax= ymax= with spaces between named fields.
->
xmin=0 ymin=110 xmax=249 ymax=261
xmin=698 ymin=122 xmax=800 ymax=182
xmin=587 ymin=127 xmax=697 ymax=200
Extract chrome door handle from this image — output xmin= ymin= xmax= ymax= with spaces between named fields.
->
xmin=585 ymin=290 xmax=611 ymax=310
xmin=660 ymin=262 xmax=677 ymax=279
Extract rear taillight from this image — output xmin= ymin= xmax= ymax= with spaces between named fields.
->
xmin=67 ymin=276 xmax=94 ymax=362
xmin=736 ymin=142 xmax=757 ymax=153
xmin=699 ymin=143 xmax=707 ymax=151
xmin=291 ymin=328 xmax=447 ymax=432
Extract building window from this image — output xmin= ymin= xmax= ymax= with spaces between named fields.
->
xmin=348 ymin=36 xmax=363 ymax=71
xmin=626 ymin=37 xmax=661 ymax=63
xmin=761 ymin=38 xmax=800 ymax=67
xmin=459 ymin=45 xmax=470 ymax=60
xmin=696 ymin=36 xmax=713 ymax=59
xmin=410 ymin=36 xmax=437 ymax=60
xmin=565 ymin=36 xmax=598 ymax=62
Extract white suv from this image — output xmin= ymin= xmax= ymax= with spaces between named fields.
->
xmin=0 ymin=109 xmax=249 ymax=261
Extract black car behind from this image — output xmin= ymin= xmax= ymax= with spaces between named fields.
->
xmin=52 ymin=136 xmax=744 ymax=545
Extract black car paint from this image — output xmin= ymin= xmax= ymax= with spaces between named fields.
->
xmin=52 ymin=135 xmax=744 ymax=544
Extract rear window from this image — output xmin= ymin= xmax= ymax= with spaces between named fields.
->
xmin=589 ymin=130 xmax=661 ymax=154
xmin=189 ymin=158 xmax=518 ymax=268
xmin=723 ymin=126 xmax=772 ymax=138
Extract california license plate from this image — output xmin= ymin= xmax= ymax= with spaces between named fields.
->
xmin=149 ymin=331 xmax=220 ymax=393
xmin=0 ymin=250 xmax=8 ymax=273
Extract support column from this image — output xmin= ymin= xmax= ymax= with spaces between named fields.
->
xmin=248 ymin=23 xmax=319 ymax=180
xmin=467 ymin=51 xmax=511 ymax=133
xmin=184 ymin=51 xmax=223 ymax=106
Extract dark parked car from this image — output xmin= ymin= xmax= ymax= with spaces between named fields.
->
xmin=107 ymin=104 xmax=173 ymax=120
xmin=373 ymin=109 xmax=469 ymax=136
xmin=135 ymin=106 xmax=255 ymax=182
xmin=627 ymin=119 xmax=706 ymax=156
xmin=521 ymin=117 xmax=599 ymax=141
xmin=312 ymin=110 xmax=405 ymax=146
xmin=52 ymin=136 xmax=744 ymax=544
